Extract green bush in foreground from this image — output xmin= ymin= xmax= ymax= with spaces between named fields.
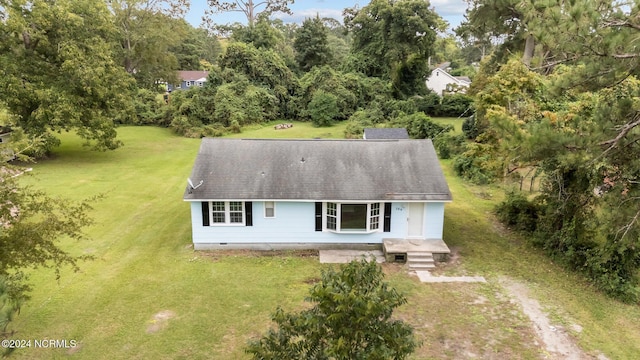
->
xmin=246 ymin=259 xmax=417 ymax=360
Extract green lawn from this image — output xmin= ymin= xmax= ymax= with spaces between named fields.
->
xmin=8 ymin=126 xmax=640 ymax=359
xmin=227 ymin=120 xmax=349 ymax=139
xmin=432 ymin=117 xmax=465 ymax=135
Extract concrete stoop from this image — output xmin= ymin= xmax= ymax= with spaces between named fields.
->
xmin=406 ymin=251 xmax=436 ymax=271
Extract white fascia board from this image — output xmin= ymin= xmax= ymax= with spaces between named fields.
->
xmin=184 ymin=198 xmax=452 ymax=203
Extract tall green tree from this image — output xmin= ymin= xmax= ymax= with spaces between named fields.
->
xmin=229 ymin=16 xmax=286 ymax=50
xmin=456 ymin=0 xmax=533 ymax=65
xmin=0 ymin=0 xmax=134 ymax=151
xmin=246 ymin=259 xmax=417 ymax=359
xmin=226 ymin=17 xmax=297 ymax=71
xmin=170 ymin=21 xmax=222 ymax=70
xmin=220 ymin=42 xmax=296 ymax=104
xmin=294 ymin=16 xmax=332 ymax=72
xmin=109 ymin=0 xmax=191 ymax=88
xmin=344 ymin=0 xmax=442 ymax=98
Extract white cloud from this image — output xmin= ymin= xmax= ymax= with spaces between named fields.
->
xmin=429 ymin=0 xmax=468 ymax=17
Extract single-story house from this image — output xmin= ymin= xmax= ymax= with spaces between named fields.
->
xmin=426 ymin=62 xmax=471 ymax=96
xmin=183 ymin=138 xmax=453 ymax=262
xmin=363 ymin=128 xmax=409 ymax=140
xmin=167 ymin=70 xmax=209 ymax=92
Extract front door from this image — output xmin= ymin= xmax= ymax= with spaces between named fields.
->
xmin=407 ymin=203 xmax=424 ymax=238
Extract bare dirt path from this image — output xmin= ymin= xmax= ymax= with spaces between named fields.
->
xmin=500 ymin=278 xmax=607 ymax=360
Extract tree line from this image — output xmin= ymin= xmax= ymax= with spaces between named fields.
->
xmin=453 ymin=0 xmax=640 ymax=302
xmin=1 ymin=0 xmax=476 ymax=153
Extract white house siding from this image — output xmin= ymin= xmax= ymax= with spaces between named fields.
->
xmin=424 ymin=202 xmax=445 ymax=239
xmin=426 ymin=68 xmax=470 ymax=96
xmin=189 ymin=201 xmax=446 ymax=250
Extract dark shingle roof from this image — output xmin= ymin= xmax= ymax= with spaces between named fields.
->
xmin=183 ymin=139 xmax=452 ymax=202
xmin=364 ymin=128 xmax=409 ymax=140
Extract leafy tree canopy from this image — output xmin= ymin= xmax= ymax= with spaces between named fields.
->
xmin=294 ymin=16 xmax=333 ymax=72
xmin=344 ymin=0 xmax=443 ymax=97
xmin=0 ymin=0 xmax=134 ymax=151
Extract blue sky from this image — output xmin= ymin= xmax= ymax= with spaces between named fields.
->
xmin=186 ymin=0 xmax=468 ymax=31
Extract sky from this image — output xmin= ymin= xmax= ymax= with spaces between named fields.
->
xmin=185 ymin=0 xmax=468 ymax=32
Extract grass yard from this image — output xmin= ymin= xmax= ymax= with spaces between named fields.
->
xmin=228 ymin=118 xmax=462 ymax=139
xmin=227 ymin=120 xmax=349 ymax=139
xmin=432 ymin=116 xmax=465 ymax=135
xmin=8 ymin=126 xmax=640 ymax=359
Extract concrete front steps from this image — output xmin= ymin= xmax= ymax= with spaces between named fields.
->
xmin=407 ymin=251 xmax=436 ymax=271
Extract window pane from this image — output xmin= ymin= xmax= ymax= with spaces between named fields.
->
xmin=229 ymin=212 xmax=243 ymax=223
xmin=212 ymin=213 xmax=226 ymax=223
xmin=211 ymin=201 xmax=226 ymax=223
xmin=265 ymin=201 xmax=275 ymax=217
xmin=326 ymin=202 xmax=337 ymax=230
xmin=229 ymin=202 xmax=243 ymax=223
xmin=341 ymin=204 xmax=367 ymax=231
xmin=229 ymin=202 xmax=243 ymax=211
xmin=370 ymin=203 xmax=380 ymax=230
xmin=212 ymin=202 xmax=225 ymax=212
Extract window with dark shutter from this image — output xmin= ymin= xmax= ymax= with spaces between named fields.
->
xmin=202 ymin=202 xmax=210 ymax=226
xmin=245 ymin=202 xmax=253 ymax=226
xmin=383 ymin=203 xmax=392 ymax=232
xmin=315 ymin=202 xmax=322 ymax=231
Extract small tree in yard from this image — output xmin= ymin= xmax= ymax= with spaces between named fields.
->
xmin=307 ymin=90 xmax=339 ymax=127
xmin=246 ymin=259 xmax=417 ymax=360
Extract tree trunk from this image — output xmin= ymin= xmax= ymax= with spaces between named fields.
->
xmin=522 ymin=34 xmax=535 ymax=66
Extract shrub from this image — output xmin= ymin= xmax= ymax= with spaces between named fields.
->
xmin=411 ymin=93 xmax=441 ymax=116
xmin=452 ymin=142 xmax=501 ymax=184
xmin=393 ymin=112 xmax=452 ymax=139
xmin=462 ymin=114 xmax=480 ymax=139
xmin=213 ymin=80 xmax=278 ymax=126
xmin=437 ymin=94 xmax=473 ymax=117
xmin=344 ymin=110 xmax=375 ymax=139
xmin=307 ymin=90 xmax=339 ymax=127
xmin=246 ymin=259 xmax=417 ymax=359
xmin=433 ymin=133 xmax=466 ymax=159
xmin=382 ymin=99 xmax=418 ymax=119
xmin=298 ymin=66 xmax=356 ymax=120
xmin=495 ymin=191 xmax=540 ymax=232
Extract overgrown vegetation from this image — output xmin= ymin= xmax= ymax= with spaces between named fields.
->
xmin=455 ymin=0 xmax=640 ymax=301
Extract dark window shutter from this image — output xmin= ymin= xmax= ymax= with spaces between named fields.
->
xmin=383 ymin=203 xmax=392 ymax=232
xmin=245 ymin=202 xmax=253 ymax=226
xmin=202 ymin=202 xmax=210 ymax=226
xmin=315 ymin=202 xmax=322 ymax=231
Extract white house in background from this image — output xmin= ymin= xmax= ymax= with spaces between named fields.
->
xmin=167 ymin=70 xmax=209 ymax=92
xmin=426 ymin=62 xmax=471 ymax=96
xmin=183 ymin=138 xmax=453 ymax=263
